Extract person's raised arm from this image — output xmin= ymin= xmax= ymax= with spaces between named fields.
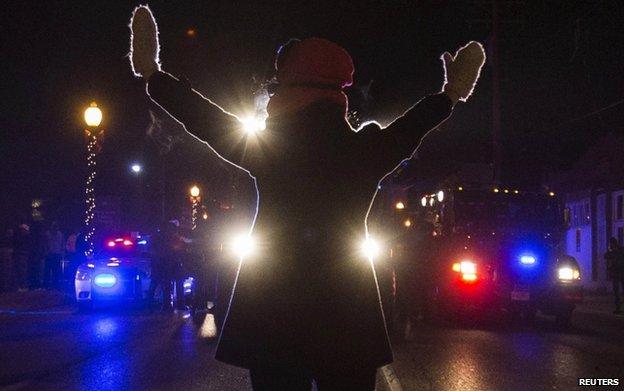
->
xmin=354 ymin=41 xmax=486 ymax=177
xmin=129 ymin=6 xmax=248 ymax=168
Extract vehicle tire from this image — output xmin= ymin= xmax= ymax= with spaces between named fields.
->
xmin=77 ymin=301 xmax=92 ymax=313
xmin=523 ymin=307 xmax=537 ymax=323
xmin=555 ymin=308 xmax=573 ymax=328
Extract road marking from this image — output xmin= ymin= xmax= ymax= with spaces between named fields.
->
xmin=380 ymin=364 xmax=404 ymax=391
xmin=198 ymin=314 xmax=218 ymax=338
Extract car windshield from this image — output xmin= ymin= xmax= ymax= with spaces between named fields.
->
xmin=94 ymin=236 xmax=151 ymax=259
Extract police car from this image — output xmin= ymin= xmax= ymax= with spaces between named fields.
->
xmin=75 ymin=235 xmax=152 ymax=310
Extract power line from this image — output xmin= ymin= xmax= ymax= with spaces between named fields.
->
xmin=543 ymin=98 xmax=624 ymax=132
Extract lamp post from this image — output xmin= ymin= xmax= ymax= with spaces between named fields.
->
xmin=189 ymin=185 xmax=201 ymax=230
xmin=83 ymin=102 xmax=103 ymax=257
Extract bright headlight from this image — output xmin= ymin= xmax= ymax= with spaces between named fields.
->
xmin=558 ymin=267 xmax=580 ymax=281
xmin=231 ymin=234 xmax=255 ymax=258
xmin=361 ymin=237 xmax=381 ymax=260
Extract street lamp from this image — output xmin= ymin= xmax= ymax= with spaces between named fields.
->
xmin=189 ymin=185 xmax=201 ymax=229
xmin=83 ymin=101 xmax=104 ymax=257
xmin=84 ymin=103 xmax=103 ymax=127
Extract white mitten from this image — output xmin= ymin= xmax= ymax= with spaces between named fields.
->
xmin=441 ymin=41 xmax=486 ymax=103
xmin=129 ymin=5 xmax=161 ymax=79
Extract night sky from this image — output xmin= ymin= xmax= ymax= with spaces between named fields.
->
xmin=1 ymin=1 xmax=622 ymax=229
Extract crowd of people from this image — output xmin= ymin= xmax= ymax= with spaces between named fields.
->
xmin=0 ymin=220 xmax=85 ymax=293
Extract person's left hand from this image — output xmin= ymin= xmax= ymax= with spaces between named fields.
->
xmin=441 ymin=41 xmax=486 ymax=104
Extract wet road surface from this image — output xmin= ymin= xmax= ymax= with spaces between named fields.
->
xmin=390 ymin=310 xmax=624 ymax=390
xmin=1 ymin=305 xmax=623 ymax=390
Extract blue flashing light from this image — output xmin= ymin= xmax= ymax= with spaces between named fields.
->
xmin=94 ymin=273 xmax=117 ymax=288
xmin=138 ymin=240 xmax=147 ymax=245
xmin=520 ymin=255 xmax=537 ymax=265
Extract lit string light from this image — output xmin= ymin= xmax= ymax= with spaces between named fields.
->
xmin=83 ymin=134 xmax=98 ymax=256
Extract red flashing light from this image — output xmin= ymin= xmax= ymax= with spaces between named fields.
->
xmin=107 ymin=238 xmax=133 ymax=248
xmin=452 ymin=260 xmax=478 ymax=282
xmin=462 ymin=273 xmax=477 ymax=282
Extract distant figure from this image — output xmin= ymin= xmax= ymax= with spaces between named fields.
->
xmin=605 ymin=237 xmax=624 ymax=314
xmin=0 ymin=227 xmax=15 ymax=292
xmin=65 ymin=229 xmax=88 ymax=286
xmin=28 ymin=220 xmax=46 ymax=289
xmin=43 ymin=222 xmax=64 ymax=290
xmin=12 ymin=223 xmax=31 ymax=292
xmin=149 ymin=221 xmax=184 ymax=310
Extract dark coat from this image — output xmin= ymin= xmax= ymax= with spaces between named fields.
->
xmin=147 ymin=71 xmax=453 ymax=370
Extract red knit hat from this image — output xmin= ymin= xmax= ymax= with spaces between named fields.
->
xmin=275 ymin=38 xmax=354 ymax=89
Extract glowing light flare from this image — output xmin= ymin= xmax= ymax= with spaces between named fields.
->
xmin=231 ymin=234 xmax=255 ymax=259
xmin=241 ymin=116 xmax=266 ymax=134
xmin=452 ymin=260 xmax=477 ymax=278
xmin=131 ymin=163 xmax=142 ymax=173
xmin=94 ymin=273 xmax=117 ymax=288
xmin=189 ymin=185 xmax=200 ymax=198
xmin=462 ymin=273 xmax=477 ymax=282
xmin=549 ymin=191 xmax=556 ymax=197
xmin=437 ymin=190 xmax=445 ymax=202
xmin=421 ymin=197 xmax=427 ymax=207
xmin=361 ymin=237 xmax=381 ymax=261
xmin=404 ymin=219 xmax=412 ymax=227
xmin=123 ymin=239 xmax=133 ymax=246
xmin=520 ymin=255 xmax=537 ymax=265
xmin=558 ymin=267 xmax=580 ymax=281
xmin=395 ymin=201 xmax=405 ymax=210
xmin=107 ymin=241 xmax=115 ymax=247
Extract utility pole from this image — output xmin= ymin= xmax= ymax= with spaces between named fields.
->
xmin=491 ymin=0 xmax=503 ymax=184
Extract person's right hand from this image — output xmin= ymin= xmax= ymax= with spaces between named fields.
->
xmin=129 ymin=5 xmax=161 ymax=79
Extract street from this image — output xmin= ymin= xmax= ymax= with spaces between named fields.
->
xmin=1 ymin=296 xmax=623 ymax=390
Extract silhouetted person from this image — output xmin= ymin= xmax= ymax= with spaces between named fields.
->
xmin=605 ymin=237 xmax=624 ymax=314
xmin=149 ymin=221 xmax=183 ymax=310
xmin=0 ymin=227 xmax=14 ymax=292
xmin=43 ymin=222 xmax=64 ymax=290
xmin=13 ymin=223 xmax=31 ymax=291
xmin=130 ymin=6 xmax=485 ymax=389
xmin=28 ymin=220 xmax=46 ymax=290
